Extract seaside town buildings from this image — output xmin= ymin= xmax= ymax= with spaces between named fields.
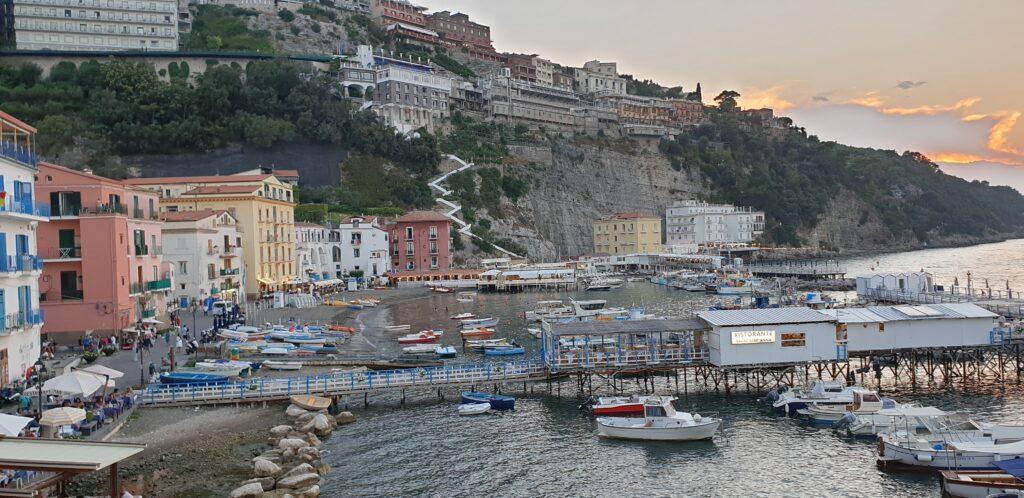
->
xmin=593 ymin=213 xmax=663 ymax=255
xmin=161 ymin=209 xmax=244 ymax=308
xmin=123 ymin=172 xmax=297 ymax=298
xmin=665 ymin=200 xmax=765 ymax=246
xmin=295 ymin=222 xmax=334 ymax=282
xmin=575 ymin=60 xmax=627 ymax=96
xmin=6 ymin=0 xmax=179 ymax=51
xmin=427 ymin=10 xmax=499 ymax=62
xmin=333 ymin=216 xmax=390 ymax=280
xmin=0 ymin=112 xmax=46 ymax=387
xmin=37 ymin=162 xmax=171 ymax=341
xmin=369 ymin=0 xmax=438 ymax=47
xmin=506 ymin=53 xmax=555 ymax=87
xmin=388 ymin=211 xmax=452 ymax=273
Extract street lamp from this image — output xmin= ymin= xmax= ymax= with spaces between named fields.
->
xmin=33 ymin=359 xmax=46 ymax=414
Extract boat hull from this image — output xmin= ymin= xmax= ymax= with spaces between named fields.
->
xmin=591 ymin=403 xmax=644 ymax=416
xmin=596 ymin=419 xmax=720 ymax=441
xmin=461 ymin=392 xmax=515 ymax=411
xmin=879 ymin=441 xmax=1022 ymax=471
xmin=940 ymin=471 xmax=1024 ymax=498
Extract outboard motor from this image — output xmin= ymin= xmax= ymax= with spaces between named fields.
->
xmin=578 ymin=396 xmax=597 ymax=411
xmin=834 ymin=412 xmax=857 ymax=433
xmin=777 ymin=384 xmax=789 ymax=394
xmin=759 ymin=388 xmax=780 ymax=406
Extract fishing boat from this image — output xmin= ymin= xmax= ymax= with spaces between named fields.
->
xmin=878 ymin=417 xmax=1024 ymax=470
xmin=384 ymin=324 xmax=411 ymax=332
xmin=767 ymin=380 xmax=862 ymax=416
xmin=797 ymin=389 xmax=896 ymax=426
xmin=217 ymin=326 xmax=266 ymax=342
xmin=717 ymin=280 xmax=754 ymax=295
xmin=675 ymin=279 xmax=708 ymax=292
xmin=582 ymin=394 xmax=669 ymax=416
xmin=456 ymin=292 xmax=476 ymax=303
xmin=524 ymin=300 xmax=573 ymax=321
xmin=465 ymin=338 xmax=510 ymax=350
xmin=481 ymin=344 xmax=524 ymax=356
xmin=940 ymin=460 xmax=1024 ymax=497
xmin=268 ymin=331 xmax=328 ymax=343
xmin=290 ymin=394 xmax=331 ymax=411
xmin=159 ymin=372 xmax=229 ymax=385
xmin=836 ymin=406 xmax=949 ymax=438
xmin=586 ymin=281 xmax=613 ymax=291
xmin=435 ymin=345 xmax=457 ymax=359
xmin=402 ymin=344 xmax=438 ymax=354
xmin=458 ymin=403 xmax=491 ymax=416
xmin=460 ymin=327 xmax=495 ymax=338
xmin=460 ymin=317 xmax=499 ymax=328
xmin=461 ymin=392 xmax=515 ymax=411
xmin=397 ymin=331 xmax=441 ymax=344
xmin=596 ymin=396 xmax=721 ymax=441
xmin=263 ymin=360 xmax=303 ymax=371
xmin=451 ymin=312 xmax=476 ymax=320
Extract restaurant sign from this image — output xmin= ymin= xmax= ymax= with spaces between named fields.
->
xmin=731 ymin=330 xmax=776 ymax=345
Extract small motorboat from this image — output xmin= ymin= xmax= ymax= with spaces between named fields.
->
xmin=299 ymin=344 xmax=339 ymax=354
xmin=403 ymin=344 xmax=438 ymax=354
xmin=290 ymin=394 xmax=331 ymax=411
xmin=263 ymin=360 xmax=303 ymax=371
xmin=797 ymin=389 xmax=896 ymax=427
xmin=460 ymin=327 xmax=495 ymax=338
xmin=596 ymin=396 xmax=721 ymax=441
xmin=430 ymin=286 xmax=455 ymax=294
xmin=458 ymin=403 xmax=491 ymax=416
xmin=837 ymin=405 xmax=948 ymax=438
xmin=524 ymin=300 xmax=573 ymax=322
xmin=460 ymin=317 xmax=499 ymax=328
xmin=940 ymin=460 xmax=1024 ymax=497
xmin=527 ymin=328 xmax=542 ymax=338
xmin=435 ymin=345 xmax=457 ymax=359
xmin=397 ymin=331 xmax=441 ymax=344
xmin=451 ymin=312 xmax=476 ymax=320
xmin=384 ymin=324 xmax=411 ymax=332
xmin=461 ymin=392 xmax=515 ymax=411
xmin=483 ymin=346 xmax=525 ymax=356
xmin=583 ymin=395 xmax=669 ymax=416
xmin=586 ymin=283 xmax=612 ymax=291
xmin=159 ymin=372 xmax=229 ymax=386
xmin=456 ymin=292 xmax=476 ymax=303
xmin=465 ymin=338 xmax=510 ymax=350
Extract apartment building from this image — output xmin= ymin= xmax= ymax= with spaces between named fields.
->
xmin=665 ymin=200 xmax=765 ymax=245
xmin=481 ymin=73 xmax=582 ymax=131
xmin=295 ymin=222 xmax=333 ymax=282
xmin=506 ymin=53 xmax=554 ymax=87
xmin=123 ymin=173 xmax=297 ymax=298
xmin=0 ymin=111 xmax=46 ymax=387
xmin=574 ymin=60 xmax=626 ymax=95
xmin=388 ymin=211 xmax=451 ymax=273
xmin=344 ymin=45 xmax=451 ymax=134
xmin=37 ymin=162 xmax=170 ymax=341
xmin=427 ymin=10 xmax=499 ymax=62
xmin=369 ymin=0 xmax=438 ymax=46
xmin=161 ymin=209 xmax=243 ymax=307
xmin=11 ymin=0 xmax=178 ymax=51
xmin=333 ymin=216 xmax=389 ymax=280
xmin=593 ymin=213 xmax=662 ymax=255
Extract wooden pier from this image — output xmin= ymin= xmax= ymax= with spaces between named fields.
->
xmin=746 ymin=260 xmax=847 ymax=280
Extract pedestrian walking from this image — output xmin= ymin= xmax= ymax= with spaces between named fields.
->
xmin=175 ymin=336 xmax=183 ymax=351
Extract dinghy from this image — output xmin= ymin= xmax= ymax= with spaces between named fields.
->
xmin=460 ymin=317 xmax=499 ymax=328
xmin=483 ymin=346 xmax=525 ymax=356
xmin=263 ymin=360 xmax=303 ymax=371
xmin=458 ymin=403 xmax=491 ymax=416
xmin=450 ymin=312 xmax=476 ymax=320
xmin=435 ymin=345 xmax=457 ymax=359
xmin=260 ymin=347 xmax=293 ymax=356
xmin=461 ymin=392 xmax=515 ymax=411
xmin=290 ymin=394 xmax=331 ymax=411
xmin=384 ymin=324 xmax=411 ymax=331
xmin=403 ymin=344 xmax=438 ymax=354
xmin=159 ymin=372 xmax=229 ymax=386
xmin=397 ymin=331 xmax=441 ymax=344
xmin=940 ymin=460 xmax=1024 ymax=497
xmin=460 ymin=327 xmax=495 ymax=338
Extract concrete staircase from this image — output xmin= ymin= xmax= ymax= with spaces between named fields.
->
xmin=428 ymin=154 xmax=521 ymax=258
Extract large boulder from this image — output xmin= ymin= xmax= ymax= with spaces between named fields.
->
xmin=335 ymin=412 xmax=356 ymax=425
xmin=295 ymin=484 xmax=321 ymax=498
xmin=282 ymin=463 xmax=316 ymax=478
xmin=241 ymin=477 xmax=276 ymax=490
xmin=229 ymin=482 xmax=263 ymax=498
xmin=253 ymin=457 xmax=282 ymax=477
xmin=278 ymin=438 xmax=308 ymax=451
xmin=270 ymin=425 xmax=293 ymax=437
xmin=285 ymin=405 xmax=309 ymax=418
xmin=259 ymin=490 xmax=295 ymax=498
xmin=305 ymin=432 xmax=322 ymax=448
xmin=276 ymin=473 xmax=319 ymax=490
xmin=311 ymin=414 xmax=332 ymax=436
xmin=297 ymin=447 xmax=320 ymax=459
xmin=296 ymin=411 xmax=318 ymax=425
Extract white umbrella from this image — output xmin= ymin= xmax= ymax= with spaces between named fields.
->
xmin=78 ymin=364 xmax=124 ymax=379
xmin=42 ymin=371 xmax=105 ymax=397
xmin=141 ymin=317 xmax=163 ymax=325
xmin=0 ymin=413 xmax=33 ymax=436
xmin=39 ymin=407 xmax=86 ymax=426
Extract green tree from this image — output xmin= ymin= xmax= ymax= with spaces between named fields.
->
xmin=278 ymin=9 xmax=295 ymax=22
xmin=714 ymin=90 xmax=741 ymax=112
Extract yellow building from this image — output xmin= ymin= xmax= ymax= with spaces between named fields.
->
xmin=593 ymin=213 xmax=663 ymax=254
xmin=124 ymin=173 xmax=297 ymax=297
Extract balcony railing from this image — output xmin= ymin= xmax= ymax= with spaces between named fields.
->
xmin=132 ymin=208 xmax=145 ymax=219
xmin=141 ymin=308 xmax=156 ymax=318
xmin=0 ymin=140 xmax=37 ymax=167
xmin=83 ymin=203 xmax=128 ymax=216
xmin=0 ymin=199 xmax=50 ymax=218
xmin=219 ymin=268 xmax=240 ymax=276
xmin=146 ymin=278 xmax=171 ymax=291
xmin=223 ymin=245 xmax=236 ymax=254
xmin=135 ymin=245 xmax=149 ymax=256
xmin=150 ymin=246 xmax=163 ymax=256
xmin=0 ymin=309 xmax=44 ymax=333
xmin=43 ymin=246 xmax=82 ymax=260
xmin=0 ymin=254 xmax=43 ymax=273
xmin=129 ymin=282 xmax=144 ymax=294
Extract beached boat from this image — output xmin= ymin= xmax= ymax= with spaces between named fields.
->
xmin=435 ymin=345 xmax=457 ymax=359
xmin=328 ymin=325 xmax=357 ymax=334
xmin=402 ymin=344 xmax=438 ymax=354
xmin=290 ymin=394 xmax=331 ymax=411
xmin=458 ymin=403 xmax=490 ymax=416
xmin=397 ymin=331 xmax=441 ymax=344
xmin=456 ymin=292 xmax=476 ymax=303
xmin=384 ymin=324 xmax=411 ymax=332
xmin=159 ymin=372 xmax=229 ymax=385
xmin=878 ymin=418 xmax=1024 ymax=470
xmin=582 ymin=395 xmax=670 ymax=416
xmin=465 ymin=338 xmax=510 ymax=350
xmin=460 ymin=327 xmax=495 ymax=338
xmin=298 ymin=344 xmax=339 ymax=354
xmin=268 ymin=331 xmax=328 ymax=343
xmin=217 ymin=327 xmax=266 ymax=342
xmin=460 ymin=317 xmax=499 ymax=328
xmin=190 ymin=360 xmax=252 ymax=377
xmin=596 ymin=396 xmax=720 ymax=441
xmin=461 ymin=392 xmax=515 ymax=411
xmin=940 ymin=460 xmax=1024 ymax=497
xmin=260 ymin=347 xmax=293 ymax=356
xmin=263 ymin=360 xmax=303 ymax=371
xmin=837 ymin=406 xmax=949 ymax=438
xmin=450 ymin=312 xmax=476 ymax=320
xmin=483 ymin=344 xmax=524 ymax=356
xmin=797 ymin=389 xmax=896 ymax=426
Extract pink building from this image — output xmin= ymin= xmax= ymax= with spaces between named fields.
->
xmin=389 ymin=211 xmax=452 ymax=273
xmin=36 ymin=163 xmax=170 ymax=341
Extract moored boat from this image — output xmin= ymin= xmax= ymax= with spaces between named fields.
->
xmin=460 ymin=317 xmax=499 ymax=328
xmin=458 ymin=403 xmax=490 ymax=416
xmin=450 ymin=312 xmax=476 ymax=320
xmin=435 ymin=345 xmax=457 ymax=359
xmin=483 ymin=346 xmax=525 ymax=356
xmin=384 ymin=324 xmax=411 ymax=331
xmin=430 ymin=286 xmax=455 ymax=294
xmin=596 ymin=396 xmax=720 ymax=441
xmin=290 ymin=394 xmax=331 ymax=411
xmin=465 ymin=338 xmax=510 ymax=350
xmin=878 ymin=418 xmax=1024 ymax=471
xmin=767 ymin=380 xmax=861 ymax=416
xmin=403 ymin=344 xmax=438 ymax=354
xmin=456 ymin=291 xmax=476 ymax=303
xmin=940 ymin=460 xmax=1024 ymax=497
xmin=263 ymin=360 xmax=303 ymax=371
xmin=159 ymin=372 xmax=229 ymax=386
xmin=583 ymin=394 xmax=669 ymax=416
xmin=797 ymin=389 xmax=895 ymax=426
xmin=397 ymin=331 xmax=441 ymax=344
xmin=524 ymin=300 xmax=573 ymax=321
xmin=460 ymin=327 xmax=495 ymax=338
xmin=461 ymin=392 xmax=515 ymax=411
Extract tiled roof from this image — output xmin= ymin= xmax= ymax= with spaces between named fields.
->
xmin=606 ymin=212 xmax=659 ymax=220
xmin=161 ymin=209 xmax=223 ymax=222
xmin=123 ymin=174 xmax=271 ymax=185
xmin=271 ymin=169 xmax=300 ymax=178
xmin=395 ymin=210 xmax=450 ymax=222
xmin=182 ymin=185 xmax=260 ymax=195
xmin=0 ymin=110 xmax=37 ymax=133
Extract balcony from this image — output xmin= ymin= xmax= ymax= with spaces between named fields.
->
xmin=140 ymin=308 xmax=156 ymax=319
xmin=0 ymin=199 xmax=50 ymax=219
xmin=134 ymin=245 xmax=149 ymax=256
xmin=0 ymin=254 xmax=43 ymax=273
xmin=43 ymin=246 xmax=82 ymax=261
xmin=129 ymin=282 xmax=145 ymax=295
xmin=132 ymin=208 xmax=144 ymax=219
xmin=146 ymin=278 xmax=171 ymax=291
xmin=0 ymin=309 xmax=44 ymax=333
xmin=150 ymin=246 xmax=163 ymax=256
xmin=219 ymin=268 xmax=240 ymax=276
xmin=0 ymin=140 xmax=37 ymax=167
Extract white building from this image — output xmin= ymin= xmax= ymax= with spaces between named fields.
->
xmin=822 ymin=304 xmax=998 ymax=353
xmin=698 ymin=308 xmax=842 ymax=367
xmin=295 ymin=222 xmax=335 ymax=282
xmin=332 ymin=216 xmax=390 ymax=280
xmin=161 ymin=209 xmax=244 ymax=306
xmin=856 ymin=271 xmax=934 ymax=299
xmin=0 ymin=112 xmax=46 ymax=388
xmin=574 ymin=60 xmax=626 ymax=96
xmin=12 ymin=0 xmax=179 ymax=51
xmin=666 ymin=199 xmax=765 ymax=246
xmin=344 ymin=45 xmax=452 ymax=134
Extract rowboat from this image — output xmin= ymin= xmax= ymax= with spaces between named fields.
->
xmin=465 ymin=338 xmax=510 ymax=350
xmin=458 ymin=403 xmax=490 ymax=416
xmin=217 ymin=327 xmax=266 ymax=342
xmin=940 ymin=460 xmax=1024 ymax=497
xmin=460 ymin=327 xmax=494 ymax=338
xmin=190 ymin=360 xmax=252 ymax=377
xmin=460 ymin=317 xmax=499 ymax=328
xmin=430 ymin=286 xmax=455 ymax=294
xmin=402 ymin=344 xmax=438 ymax=354
xmin=435 ymin=345 xmax=457 ymax=358
xmin=461 ymin=392 xmax=515 ymax=411
xmin=159 ymin=372 xmax=229 ymax=385
xmin=290 ymin=394 xmax=331 ymax=411
xmin=263 ymin=360 xmax=303 ymax=371
xmin=450 ymin=312 xmax=476 ymax=320
xmin=483 ymin=346 xmax=525 ymax=356
xmin=328 ymin=325 xmax=357 ymax=334
xmin=456 ymin=292 xmax=476 ymax=303
xmin=597 ymin=396 xmax=720 ymax=441
xmin=298 ymin=344 xmax=339 ymax=354
xmin=384 ymin=324 xmax=411 ymax=331
xmin=260 ymin=347 xmax=293 ymax=355
xmin=397 ymin=331 xmax=441 ymax=344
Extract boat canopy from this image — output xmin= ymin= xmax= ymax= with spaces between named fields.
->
xmin=994 ymin=459 xmax=1024 ymax=479
xmin=874 ymin=406 xmax=947 ymax=417
xmin=948 ymin=439 xmax=1024 ymax=454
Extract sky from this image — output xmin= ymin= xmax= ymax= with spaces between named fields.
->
xmin=417 ymin=0 xmax=1024 ymax=192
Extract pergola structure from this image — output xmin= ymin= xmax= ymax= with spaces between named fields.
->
xmin=540 ymin=319 xmax=710 ymax=373
xmin=0 ymin=110 xmax=37 ymax=167
xmin=0 ymin=438 xmax=145 ymax=497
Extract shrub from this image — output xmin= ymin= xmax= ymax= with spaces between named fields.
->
xmin=278 ymin=9 xmax=295 ymax=22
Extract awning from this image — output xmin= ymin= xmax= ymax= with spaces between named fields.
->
xmin=0 ymin=438 xmax=145 ymax=472
xmin=257 ymin=278 xmax=274 ymax=286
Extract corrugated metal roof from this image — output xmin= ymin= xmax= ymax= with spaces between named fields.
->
xmin=929 ymin=303 xmax=999 ymax=319
xmin=820 ymin=308 xmax=888 ymax=323
xmin=697 ymin=307 xmax=832 ymax=327
xmin=861 ymin=304 xmax=997 ymax=321
xmin=550 ymin=319 xmax=708 ymax=336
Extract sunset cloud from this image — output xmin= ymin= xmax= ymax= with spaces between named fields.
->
xmin=738 ymin=85 xmax=795 ymax=111
xmin=896 ymin=80 xmax=926 ymax=90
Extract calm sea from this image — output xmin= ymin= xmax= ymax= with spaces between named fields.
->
xmin=322 ymin=240 xmax=1024 ymax=497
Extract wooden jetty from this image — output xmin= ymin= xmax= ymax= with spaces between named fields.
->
xmin=745 ymin=260 xmax=847 ymax=280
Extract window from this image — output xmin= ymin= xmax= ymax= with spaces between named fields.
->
xmin=207 ymin=264 xmax=215 ymax=279
xmin=429 ymin=226 xmax=438 ymax=239
xmin=353 ymin=248 xmax=360 ymax=258
xmin=405 ymin=241 xmax=414 ymax=256
xmin=781 ymin=332 xmax=806 ymax=348
xmin=178 ymin=261 xmax=187 ymax=274
xmin=429 ymin=241 xmax=437 ymax=254
xmin=405 ymin=227 xmax=413 ymax=240
xmin=430 ymin=256 xmax=438 ymax=269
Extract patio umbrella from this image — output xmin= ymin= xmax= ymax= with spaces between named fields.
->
xmin=39 ymin=407 xmax=86 ymax=426
xmin=42 ymin=371 xmax=105 ymax=397
xmin=0 ymin=413 xmax=33 ymax=436
xmin=78 ymin=364 xmax=124 ymax=379
xmin=142 ymin=317 xmax=163 ymax=325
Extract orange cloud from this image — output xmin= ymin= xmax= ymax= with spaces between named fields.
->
xmin=848 ymin=95 xmax=982 ymax=116
xmin=988 ymin=111 xmax=1022 ymax=155
xmin=928 ymin=152 xmax=990 ymax=164
xmin=738 ymin=85 xmax=794 ymax=111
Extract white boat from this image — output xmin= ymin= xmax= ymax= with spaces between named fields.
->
xmin=596 ymin=396 xmax=720 ymax=441
xmin=769 ymin=380 xmax=862 ymax=416
xmin=260 ymin=347 xmax=293 ymax=355
xmin=460 ymin=317 xmax=499 ymax=328
xmin=797 ymin=389 xmax=895 ymax=426
xmin=569 ymin=299 xmax=608 ymax=320
xmin=879 ymin=417 xmax=1024 ymax=470
xmin=456 ymin=292 xmax=476 ymax=303
xmin=586 ymin=282 xmax=613 ymax=291
xmin=450 ymin=312 xmax=476 ymax=320
xmin=458 ymin=403 xmax=491 ymax=416
xmin=263 ymin=360 xmax=303 ymax=371
xmin=526 ymin=328 xmax=542 ymax=338
xmin=465 ymin=338 xmax=510 ymax=350
xmin=838 ymin=405 xmax=949 ymax=438
xmin=182 ymin=360 xmax=251 ymax=377
xmin=384 ymin=324 xmax=411 ymax=331
xmin=941 ymin=464 xmax=1024 ymax=497
xmin=402 ymin=344 xmax=438 ymax=354
xmin=525 ymin=300 xmax=573 ymax=321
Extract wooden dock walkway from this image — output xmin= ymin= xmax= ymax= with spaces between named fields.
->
xmin=746 ymin=260 xmax=846 ymax=280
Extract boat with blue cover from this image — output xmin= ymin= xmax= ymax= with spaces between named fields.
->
xmin=159 ymin=372 xmax=229 ymax=386
xmin=435 ymin=345 xmax=457 ymax=358
xmin=298 ymin=344 xmax=339 ymax=354
xmin=483 ymin=346 xmax=526 ymax=356
xmin=461 ymin=392 xmax=515 ymax=410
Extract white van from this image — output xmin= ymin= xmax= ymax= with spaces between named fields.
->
xmin=211 ymin=301 xmax=233 ymax=316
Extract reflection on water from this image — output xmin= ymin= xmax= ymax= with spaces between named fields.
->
xmin=840 ymin=238 xmax=1024 ymax=287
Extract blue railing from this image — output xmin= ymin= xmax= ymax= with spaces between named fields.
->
xmin=0 ymin=140 xmax=37 ymax=167
xmin=0 ymin=199 xmax=49 ymax=218
xmin=0 ymin=309 xmax=44 ymax=333
xmin=0 ymin=255 xmax=43 ymax=273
